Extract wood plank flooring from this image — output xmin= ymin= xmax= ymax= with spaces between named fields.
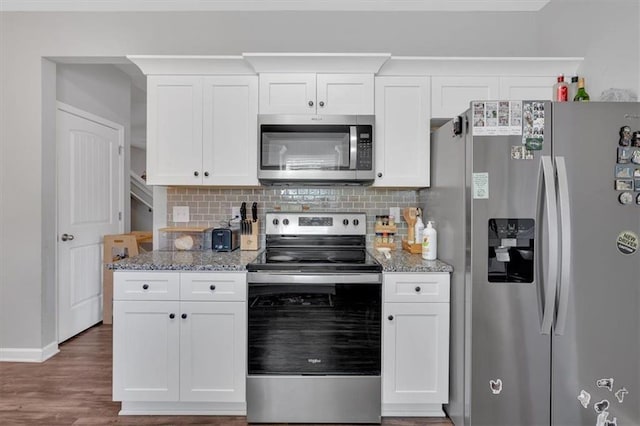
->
xmin=0 ymin=324 xmax=453 ymax=425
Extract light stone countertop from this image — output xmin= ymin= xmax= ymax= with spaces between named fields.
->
xmin=107 ymin=250 xmax=261 ymax=271
xmin=370 ymin=248 xmax=453 ymax=273
xmin=108 ymin=248 xmax=453 ymax=273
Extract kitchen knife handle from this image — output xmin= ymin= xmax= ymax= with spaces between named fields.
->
xmin=240 ymin=202 xmax=246 ymax=220
xmin=251 ymin=202 xmax=257 ymax=221
xmin=555 ymin=157 xmax=572 ymax=336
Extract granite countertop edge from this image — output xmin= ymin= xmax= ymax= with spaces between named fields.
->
xmin=108 ymin=249 xmax=453 ymax=273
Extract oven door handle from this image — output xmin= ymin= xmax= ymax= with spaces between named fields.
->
xmin=247 ymin=272 xmax=381 ymax=284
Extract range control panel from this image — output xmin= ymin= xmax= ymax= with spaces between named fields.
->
xmin=265 ymin=212 xmax=367 ymax=236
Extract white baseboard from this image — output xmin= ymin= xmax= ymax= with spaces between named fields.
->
xmin=0 ymin=341 xmax=59 ymax=362
xmin=382 ymin=403 xmax=446 ymax=417
xmin=119 ymin=401 xmax=246 ymax=416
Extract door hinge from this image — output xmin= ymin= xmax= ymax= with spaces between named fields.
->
xmin=118 ymin=212 xmax=122 ymax=221
xmin=118 ymin=145 xmax=123 ymax=155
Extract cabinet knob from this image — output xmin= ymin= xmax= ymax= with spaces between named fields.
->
xmin=204 ymin=171 xmax=209 ymax=177
xmin=210 ymin=284 xmax=216 ymax=291
xmin=194 ymin=171 xmax=199 ymax=177
xmin=388 ymin=315 xmax=394 ymax=321
xmin=142 ymin=284 xmax=149 ymax=290
xmin=319 ymin=101 xmax=325 ymax=107
xmin=169 ymin=313 xmax=175 ymax=319
xmin=181 ymin=313 xmax=187 ymax=319
xmin=377 ymin=172 xmax=383 ymax=178
xmin=308 ymin=100 xmax=314 ymax=107
xmin=415 ymin=286 xmax=421 ymax=292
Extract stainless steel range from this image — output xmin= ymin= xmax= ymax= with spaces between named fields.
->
xmin=246 ymin=212 xmax=382 ymax=424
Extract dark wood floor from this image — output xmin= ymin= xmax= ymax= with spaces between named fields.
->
xmin=0 ymin=324 xmax=453 ymax=425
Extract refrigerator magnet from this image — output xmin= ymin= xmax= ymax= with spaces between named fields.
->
xmin=596 ymin=378 xmax=614 ymax=391
xmin=577 ymin=390 xmax=591 ymax=408
xmin=619 ymin=126 xmax=632 ymax=146
xmin=489 ymin=379 xmax=502 ymax=395
xmin=594 ymin=399 xmax=610 ymax=414
xmin=618 ymin=192 xmax=633 ymax=205
xmin=615 ymin=180 xmax=633 ymax=191
xmin=617 ymin=147 xmax=631 ymax=163
xmin=635 ymin=179 xmax=640 ymax=191
xmin=615 ymin=387 xmax=628 ymax=403
xmin=615 ymin=165 xmax=633 ymax=178
xmin=616 ymin=231 xmax=638 ymax=255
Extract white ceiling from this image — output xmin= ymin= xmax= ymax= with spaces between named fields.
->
xmin=0 ymin=0 xmax=551 ymax=12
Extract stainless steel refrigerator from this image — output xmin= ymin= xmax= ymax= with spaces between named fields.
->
xmin=425 ymin=101 xmax=640 ymax=426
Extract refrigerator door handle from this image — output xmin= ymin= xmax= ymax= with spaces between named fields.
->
xmin=554 ymin=156 xmax=572 ymax=335
xmin=535 ymin=155 xmax=559 ymax=335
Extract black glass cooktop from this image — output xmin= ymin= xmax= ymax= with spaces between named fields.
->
xmin=247 ymin=248 xmax=382 ymax=272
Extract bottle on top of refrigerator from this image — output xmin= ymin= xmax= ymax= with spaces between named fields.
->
xmin=422 ymin=221 xmax=437 ymax=260
xmin=573 ymin=77 xmax=590 ymax=102
xmin=568 ymin=75 xmax=579 ymax=101
xmin=553 ymin=74 xmax=569 ymax=102
xmin=414 ymin=216 xmax=425 ymax=248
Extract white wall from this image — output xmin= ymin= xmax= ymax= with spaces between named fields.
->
xmin=130 ymin=146 xmax=146 ymax=177
xmin=1 ymin=5 xmax=638 ymax=352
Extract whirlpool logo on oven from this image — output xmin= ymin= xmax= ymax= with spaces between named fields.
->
xmin=307 ymin=358 xmax=322 ymax=364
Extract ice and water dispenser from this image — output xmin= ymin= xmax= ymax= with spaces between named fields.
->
xmin=488 ymin=218 xmax=535 ymax=283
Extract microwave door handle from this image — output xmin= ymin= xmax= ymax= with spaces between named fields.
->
xmin=349 ymin=126 xmax=357 ymax=170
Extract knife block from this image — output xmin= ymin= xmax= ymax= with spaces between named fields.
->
xmin=241 ymin=220 xmax=260 ymax=251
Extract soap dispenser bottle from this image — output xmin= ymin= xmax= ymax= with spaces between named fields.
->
xmin=422 ymin=221 xmax=437 ymax=260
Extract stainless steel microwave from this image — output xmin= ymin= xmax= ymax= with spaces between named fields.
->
xmin=258 ymin=115 xmax=374 ymax=185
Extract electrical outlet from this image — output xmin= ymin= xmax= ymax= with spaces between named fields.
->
xmin=173 ymin=206 xmax=189 ymax=223
xmin=390 ymin=207 xmax=400 ymax=222
xmin=231 ymin=206 xmax=241 ymax=219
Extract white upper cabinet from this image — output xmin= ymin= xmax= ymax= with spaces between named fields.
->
xmin=431 ymin=76 xmax=500 ymax=118
xmin=378 ymin=57 xmax=582 ymax=119
xmin=202 ymin=76 xmax=258 ymax=186
xmin=259 ymin=73 xmax=374 ymax=115
xmin=146 ymin=75 xmax=259 ymax=186
xmin=147 ymin=76 xmax=203 ymax=185
xmin=499 ymin=76 xmax=554 ymax=101
xmin=374 ymin=76 xmax=431 ymax=188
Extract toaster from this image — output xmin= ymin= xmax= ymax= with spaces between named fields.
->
xmin=212 ymin=227 xmax=240 ymax=252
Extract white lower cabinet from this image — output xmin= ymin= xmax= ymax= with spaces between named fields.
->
xmin=382 ymin=273 xmax=450 ymax=417
xmin=112 ymin=271 xmax=246 ymax=415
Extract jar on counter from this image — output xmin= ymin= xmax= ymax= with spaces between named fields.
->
xmin=375 ymin=233 xmax=383 ymax=244
xmin=382 ymin=232 xmax=389 ymax=244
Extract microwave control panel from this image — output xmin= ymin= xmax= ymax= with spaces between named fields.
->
xmin=356 ymin=125 xmax=373 ymax=170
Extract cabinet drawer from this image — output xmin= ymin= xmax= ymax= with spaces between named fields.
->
xmin=384 ymin=273 xmax=450 ymax=303
xmin=113 ymin=272 xmax=180 ymax=301
xmin=180 ymin=272 xmax=246 ymax=301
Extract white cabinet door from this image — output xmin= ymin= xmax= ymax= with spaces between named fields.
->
xmin=259 ymin=73 xmax=316 ymax=114
xmin=374 ymin=76 xmax=431 ymax=187
xmin=316 ymin=74 xmax=374 ymax=115
xmin=202 ymin=76 xmax=259 ymax=186
xmin=113 ymin=300 xmax=180 ymax=401
xmin=499 ymin=76 xmax=553 ymax=101
xmin=179 ymin=301 xmax=247 ymax=403
xmin=431 ymin=76 xmax=499 ymax=118
xmin=383 ymin=302 xmax=450 ymax=405
xmin=147 ymin=76 xmax=203 ymax=185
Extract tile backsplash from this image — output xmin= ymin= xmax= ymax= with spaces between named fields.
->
xmin=166 ymin=186 xmax=419 ymax=247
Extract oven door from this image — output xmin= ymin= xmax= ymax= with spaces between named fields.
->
xmin=247 ymin=273 xmax=381 ymax=376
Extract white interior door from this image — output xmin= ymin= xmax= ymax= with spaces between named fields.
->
xmin=57 ymin=103 xmax=123 ymax=342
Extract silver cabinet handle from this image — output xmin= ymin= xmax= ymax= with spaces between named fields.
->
xmin=555 ymin=156 xmax=572 ymax=335
xmin=319 ymin=101 xmax=325 ymax=107
xmin=308 ymin=100 xmax=314 ymax=107
xmin=61 ymin=233 xmax=75 ymax=241
xmin=535 ymin=156 xmax=559 ymax=335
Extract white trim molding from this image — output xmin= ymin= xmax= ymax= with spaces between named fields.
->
xmin=0 ymin=0 xmax=551 ymax=12
xmin=0 ymin=342 xmax=59 ymax=363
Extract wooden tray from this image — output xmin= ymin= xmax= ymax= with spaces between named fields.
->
xmin=402 ymin=239 xmax=422 ymax=254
